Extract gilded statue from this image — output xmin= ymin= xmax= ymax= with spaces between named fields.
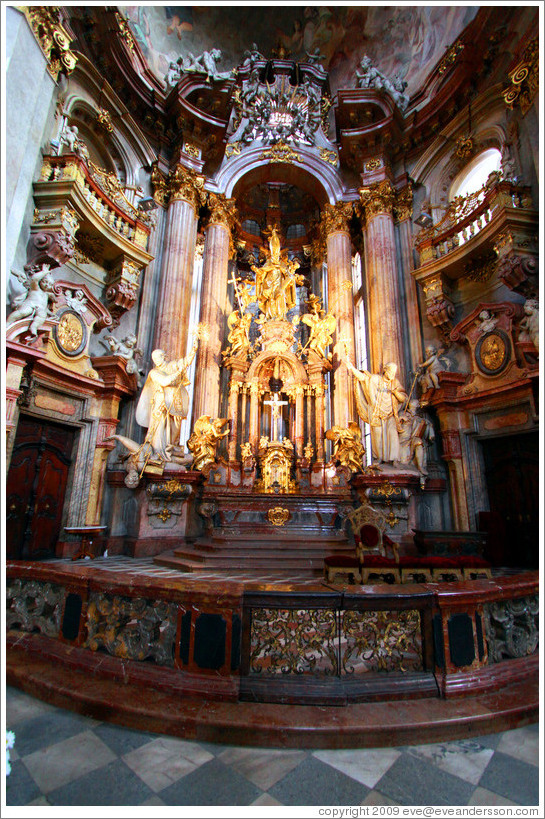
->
xmin=225 ymin=309 xmax=253 ymax=358
xmin=187 ymin=416 xmax=229 ymax=471
xmin=7 ymin=264 xmax=56 ymax=338
xmin=300 ymin=294 xmax=336 ymax=360
xmin=344 ymin=358 xmax=408 ymax=465
xmin=251 ymin=227 xmax=304 ymax=321
xmin=326 ymin=422 xmax=365 ymax=473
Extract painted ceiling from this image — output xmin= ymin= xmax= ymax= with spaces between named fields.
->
xmin=121 ymin=5 xmax=479 ymax=96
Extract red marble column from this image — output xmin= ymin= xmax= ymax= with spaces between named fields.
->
xmin=153 ymin=165 xmax=204 ymax=360
xmin=191 ymin=194 xmax=237 ymax=422
xmin=322 ymin=202 xmax=356 ymax=428
xmin=360 ymin=180 xmax=406 ymax=383
xmin=395 ymin=184 xmax=423 ymax=375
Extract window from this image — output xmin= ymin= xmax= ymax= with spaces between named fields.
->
xmin=449 ymin=148 xmax=501 ymax=200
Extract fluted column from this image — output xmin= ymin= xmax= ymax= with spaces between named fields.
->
xmin=294 ymin=386 xmax=305 ymax=458
xmin=191 ymin=194 xmax=237 ymax=421
xmin=322 ymin=202 xmax=356 ymax=427
xmin=359 ymin=180 xmax=406 ymax=383
xmin=395 ymin=184 xmax=423 ymax=375
xmin=314 ymin=385 xmax=325 ymax=460
xmin=153 ymin=164 xmax=204 ymax=359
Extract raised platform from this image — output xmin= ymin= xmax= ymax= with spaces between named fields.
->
xmin=6 ymin=557 xmax=539 ymax=748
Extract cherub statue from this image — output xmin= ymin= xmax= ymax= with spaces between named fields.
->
xmin=184 ymin=48 xmax=231 ymax=82
xmin=187 ymin=416 xmax=229 ymax=471
xmin=305 ymin=47 xmax=325 ymax=66
xmin=326 ymin=422 xmax=365 ymax=473
xmin=416 ymin=345 xmax=451 ymax=392
xmin=355 ymin=55 xmax=385 ymax=90
xmin=241 ymin=43 xmax=264 ymax=70
xmin=7 ymin=264 xmax=56 ymax=338
xmin=477 ymin=309 xmax=498 ymax=334
xmin=300 ymin=294 xmax=336 ymax=360
xmin=303 ymin=442 xmax=314 ymax=460
xmin=518 ymin=298 xmax=539 ymax=350
xmin=240 ymin=441 xmax=254 ymax=461
xmin=225 ymin=309 xmax=253 ymax=359
xmin=58 ymin=122 xmax=80 ymax=153
xmin=101 ymin=332 xmax=143 ymax=375
xmin=64 ymin=289 xmax=87 ymax=314
xmin=164 ymin=61 xmax=181 ymax=86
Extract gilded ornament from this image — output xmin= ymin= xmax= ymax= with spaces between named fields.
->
xmin=393 ymin=184 xmax=413 ymax=222
xmin=502 ymin=37 xmax=538 ymax=115
xmin=157 ymin=508 xmax=172 ymax=522
xmin=184 ymin=143 xmax=200 ymax=158
xmin=169 ymin=164 xmax=206 ymax=209
xmin=115 ymin=11 xmax=136 ymax=54
xmin=437 ymin=41 xmax=464 ymax=75
xmin=385 ymin=509 xmax=399 ymax=528
xmin=475 ymin=330 xmax=510 ymax=375
xmin=364 ymin=158 xmax=382 ymax=172
xmin=266 ymin=507 xmax=290 ymax=526
xmin=56 ymin=311 xmax=86 ymax=355
xmin=260 ymin=142 xmax=301 ymax=164
xmin=207 ymin=193 xmax=237 ymax=231
xmin=96 ymin=108 xmax=114 ymax=133
xmin=321 ymin=202 xmax=353 ymax=236
xmin=319 ymin=148 xmax=338 ymax=166
xmin=249 ymin=607 xmax=338 ymax=675
xmin=19 ymin=6 xmax=78 ymax=80
xmin=359 ymin=180 xmax=395 ymax=219
xmin=225 ymin=142 xmax=242 ymax=158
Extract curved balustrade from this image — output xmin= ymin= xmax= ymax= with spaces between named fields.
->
xmin=415 ymin=180 xmax=532 ymax=265
xmin=38 ymin=154 xmax=151 ymax=249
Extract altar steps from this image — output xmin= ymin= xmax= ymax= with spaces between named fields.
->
xmin=154 ymin=539 xmax=354 ymax=575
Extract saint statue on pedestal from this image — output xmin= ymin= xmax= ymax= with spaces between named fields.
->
xmin=251 ymin=226 xmax=304 ymax=321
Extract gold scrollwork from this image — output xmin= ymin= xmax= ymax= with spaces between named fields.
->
xmin=437 ymin=41 xmax=465 ymax=75
xmin=319 ymin=148 xmax=338 ymax=166
xmin=260 ymin=142 xmax=301 ymax=164
xmin=502 ymin=37 xmax=538 ymax=115
xmin=249 ymin=607 xmax=338 ymax=675
xmin=341 ymin=609 xmax=422 ymax=673
xmin=267 ymin=507 xmax=290 ymax=526
xmin=20 ymin=6 xmax=78 ymax=80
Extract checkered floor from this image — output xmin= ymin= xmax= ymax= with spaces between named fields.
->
xmin=4 ymin=686 xmax=540 ymax=808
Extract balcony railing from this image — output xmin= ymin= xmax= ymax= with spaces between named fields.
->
xmin=37 ymin=154 xmax=151 ymax=250
xmin=415 ymin=179 xmax=532 ymax=265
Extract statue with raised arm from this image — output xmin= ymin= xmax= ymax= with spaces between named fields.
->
xmin=7 ymin=264 xmax=56 ymax=338
xmin=344 ymin=358 xmax=408 ymax=465
xmin=518 ymin=298 xmax=539 ymax=350
xmin=225 ymin=309 xmax=253 ymax=359
xmin=416 ymin=345 xmax=451 ymax=393
xmin=135 ymin=341 xmax=199 ymax=462
xmin=252 ymin=227 xmax=304 ymax=320
xmin=300 ymin=295 xmax=336 ymax=360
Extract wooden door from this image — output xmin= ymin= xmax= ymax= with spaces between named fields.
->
xmin=6 ymin=416 xmax=76 ymax=560
xmin=481 ymin=432 xmax=539 ymax=569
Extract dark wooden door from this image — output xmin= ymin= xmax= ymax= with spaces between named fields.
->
xmin=6 ymin=416 xmax=76 ymax=560
xmin=481 ymin=432 xmax=539 ymax=569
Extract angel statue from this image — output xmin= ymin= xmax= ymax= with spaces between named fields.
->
xmin=7 ymin=264 xmax=56 ymax=338
xmin=326 ymin=422 xmax=365 ymax=473
xmin=225 ymin=309 xmax=253 ymax=359
xmin=187 ymin=416 xmax=229 ymax=471
xmin=300 ymin=294 xmax=336 ymax=360
xmin=101 ymin=332 xmax=143 ymax=376
xmin=415 ymin=345 xmax=451 ymax=393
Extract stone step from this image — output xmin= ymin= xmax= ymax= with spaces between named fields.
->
xmin=154 ymin=550 xmax=328 ymax=574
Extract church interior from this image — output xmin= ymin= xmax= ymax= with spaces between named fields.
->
xmin=4 ymin=4 xmax=540 ymax=806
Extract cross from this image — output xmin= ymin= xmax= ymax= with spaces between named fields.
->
xmin=227 ymin=271 xmax=246 ymax=313
xmin=263 ymin=393 xmax=288 ymax=442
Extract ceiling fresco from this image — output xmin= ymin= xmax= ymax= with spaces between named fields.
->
xmin=121 ymin=5 xmax=479 ymax=96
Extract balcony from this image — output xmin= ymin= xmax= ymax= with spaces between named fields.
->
xmin=413 ymin=179 xmax=537 ymax=282
xmin=32 ymin=154 xmax=154 ymax=318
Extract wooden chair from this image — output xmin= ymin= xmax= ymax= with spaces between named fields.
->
xmin=348 ymin=504 xmax=401 ymax=585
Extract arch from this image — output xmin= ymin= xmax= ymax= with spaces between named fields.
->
xmin=212 ymin=145 xmax=346 ymax=205
xmin=247 ymin=350 xmax=308 ymax=387
xmin=449 ymin=147 xmax=502 ymax=199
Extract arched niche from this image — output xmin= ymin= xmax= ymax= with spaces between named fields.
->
xmin=247 ymin=350 xmax=308 ymax=390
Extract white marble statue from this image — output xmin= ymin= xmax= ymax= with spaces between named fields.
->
xmin=518 ymin=298 xmax=539 ymax=350
xmin=344 ymin=359 xmax=408 ymax=465
xmin=398 ymin=399 xmax=435 ymax=478
xmin=102 ymin=333 xmax=143 ymax=376
xmin=416 ymin=345 xmax=451 ymax=392
xmin=7 ymin=264 xmax=56 ymax=338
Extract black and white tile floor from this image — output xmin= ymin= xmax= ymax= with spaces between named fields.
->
xmin=4 ymin=686 xmax=540 ymax=809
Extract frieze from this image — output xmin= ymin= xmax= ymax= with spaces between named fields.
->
xmin=84 ymin=591 xmax=177 ymax=666
xmin=484 ymin=595 xmax=538 ymax=663
xmin=6 ymin=579 xmax=65 ymax=638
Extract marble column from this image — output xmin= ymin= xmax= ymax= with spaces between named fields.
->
xmin=395 ymin=184 xmax=423 ymax=376
xmin=191 ymin=194 xmax=237 ymax=422
xmin=153 ymin=164 xmax=204 ymax=360
xmin=360 ymin=180 xmax=406 ymax=384
xmin=322 ymin=202 xmax=356 ymax=428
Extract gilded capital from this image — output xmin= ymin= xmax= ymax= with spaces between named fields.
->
xmin=169 ymin=164 xmax=206 ymax=210
xmin=207 ymin=193 xmax=237 ymax=232
xmin=321 ymin=202 xmax=353 ymax=237
xmin=19 ymin=6 xmax=77 ymax=81
xmin=359 ymin=180 xmax=395 ymax=220
xmin=393 ymin=184 xmax=413 ymax=223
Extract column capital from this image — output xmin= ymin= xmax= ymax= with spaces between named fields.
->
xmin=206 ymin=193 xmax=238 ymax=232
xmin=169 ymin=164 xmax=206 ymax=210
xmin=321 ymin=202 xmax=353 ymax=237
xmin=358 ymin=180 xmax=395 ymax=220
xmin=393 ymin=183 xmax=414 ymax=223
